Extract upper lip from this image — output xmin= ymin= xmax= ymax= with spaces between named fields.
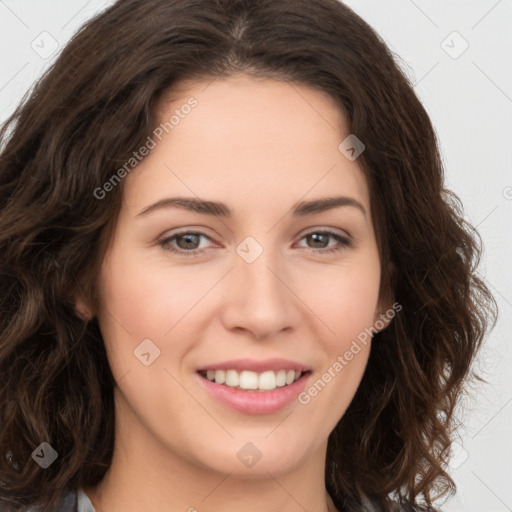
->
xmin=196 ymin=358 xmax=312 ymax=373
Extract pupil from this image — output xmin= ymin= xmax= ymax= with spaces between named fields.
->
xmin=178 ymin=234 xmax=199 ymax=249
xmin=308 ymin=233 xmax=328 ymax=248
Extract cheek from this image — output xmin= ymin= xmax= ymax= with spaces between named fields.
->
xmin=94 ymin=246 xmax=198 ymax=384
xmin=305 ymin=253 xmax=382 ymax=347
xmin=300 ymin=251 xmax=380 ymax=410
xmin=297 ymin=261 xmax=379 ymax=419
xmin=97 ymin=246 xmax=207 ymax=341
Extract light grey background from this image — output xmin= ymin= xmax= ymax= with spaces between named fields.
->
xmin=1 ymin=1 xmax=511 ymax=510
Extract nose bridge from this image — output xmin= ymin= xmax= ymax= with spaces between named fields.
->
xmin=223 ymin=233 xmax=297 ymax=337
xmin=235 ymin=234 xmax=285 ymax=303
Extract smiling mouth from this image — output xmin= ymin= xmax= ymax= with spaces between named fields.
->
xmin=197 ymin=369 xmax=312 ymax=392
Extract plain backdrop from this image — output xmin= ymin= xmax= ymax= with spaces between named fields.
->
xmin=0 ymin=1 xmax=511 ymax=511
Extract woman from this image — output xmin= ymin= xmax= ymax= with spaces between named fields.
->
xmin=0 ymin=0 xmax=497 ymax=511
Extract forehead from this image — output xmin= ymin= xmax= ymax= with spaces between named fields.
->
xmin=123 ymin=74 xmax=370 ymax=217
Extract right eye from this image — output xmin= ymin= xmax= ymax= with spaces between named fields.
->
xmin=158 ymin=231 xmax=215 ymax=257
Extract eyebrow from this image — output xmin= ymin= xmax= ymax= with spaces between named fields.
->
xmin=136 ymin=195 xmax=366 ymax=218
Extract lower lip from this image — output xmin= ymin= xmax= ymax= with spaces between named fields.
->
xmin=196 ymin=372 xmax=311 ymax=415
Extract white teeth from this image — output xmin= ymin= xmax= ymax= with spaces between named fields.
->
xmin=203 ymin=368 xmax=306 ymax=391
xmin=258 ymin=370 xmax=276 ymax=390
xmin=239 ymin=371 xmax=258 ymax=390
xmin=275 ymin=369 xmax=287 ymax=387
xmin=225 ymin=370 xmax=239 ymax=387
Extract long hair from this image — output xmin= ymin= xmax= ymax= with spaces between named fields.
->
xmin=0 ymin=1 xmax=497 ymax=511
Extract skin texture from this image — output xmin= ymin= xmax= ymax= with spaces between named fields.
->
xmin=81 ymin=74 xmax=392 ymax=512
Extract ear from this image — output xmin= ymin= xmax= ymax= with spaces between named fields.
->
xmin=72 ymin=280 xmax=94 ymax=321
xmin=74 ymin=295 xmax=93 ymax=321
xmin=373 ymin=262 xmax=398 ymax=333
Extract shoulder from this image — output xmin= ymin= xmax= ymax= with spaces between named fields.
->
xmin=390 ymin=503 xmax=442 ymax=512
xmin=388 ymin=503 xmax=442 ymax=512
xmin=33 ymin=490 xmax=78 ymax=512
xmin=359 ymin=495 xmax=442 ymax=512
xmin=0 ymin=488 xmax=95 ymax=512
xmin=76 ymin=489 xmax=96 ymax=512
xmin=51 ymin=488 xmax=95 ymax=512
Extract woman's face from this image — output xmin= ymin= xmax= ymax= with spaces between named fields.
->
xmin=90 ymin=73 xmax=391 ymax=477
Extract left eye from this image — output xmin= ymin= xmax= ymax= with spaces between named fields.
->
xmin=158 ymin=230 xmax=351 ymax=256
xmin=295 ymin=231 xmax=351 ymax=252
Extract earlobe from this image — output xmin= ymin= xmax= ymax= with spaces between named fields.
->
xmin=374 ymin=308 xmax=394 ymax=333
xmin=72 ymin=283 xmax=94 ymax=321
xmin=74 ymin=297 xmax=93 ymax=321
xmin=375 ymin=261 xmax=397 ymax=332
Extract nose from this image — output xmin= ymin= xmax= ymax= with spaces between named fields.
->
xmin=220 ymin=243 xmax=301 ymax=341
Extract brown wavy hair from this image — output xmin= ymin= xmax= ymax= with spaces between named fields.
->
xmin=0 ymin=0 xmax=497 ymax=511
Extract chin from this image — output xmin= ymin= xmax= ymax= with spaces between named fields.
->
xmin=188 ymin=437 xmax=313 ymax=478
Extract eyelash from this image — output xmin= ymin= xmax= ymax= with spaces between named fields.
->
xmin=158 ymin=229 xmax=352 ymax=257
